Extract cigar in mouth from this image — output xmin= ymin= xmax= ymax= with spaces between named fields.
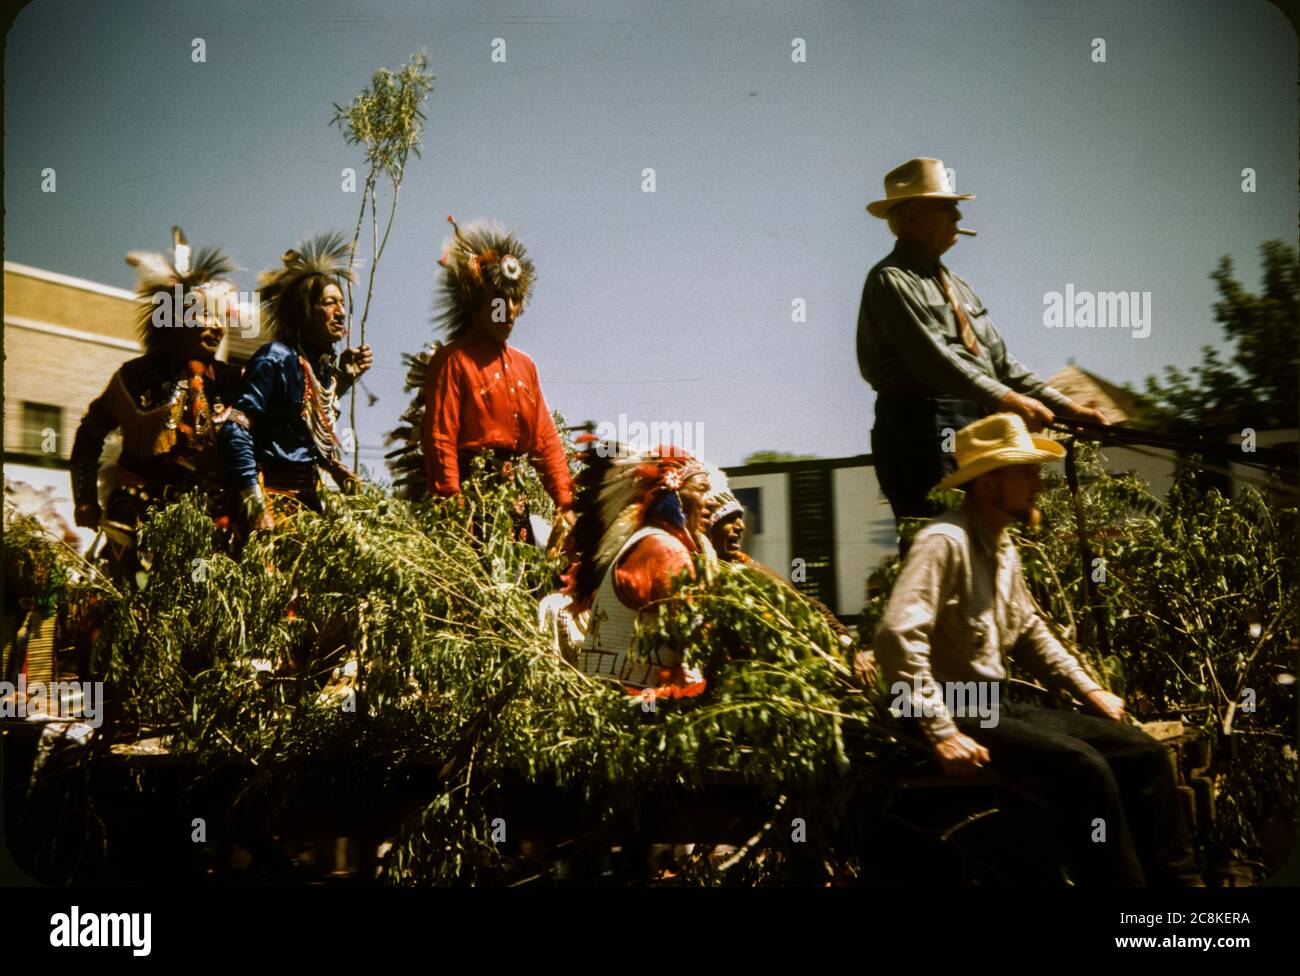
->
xmin=956 ymin=228 xmax=978 ymax=237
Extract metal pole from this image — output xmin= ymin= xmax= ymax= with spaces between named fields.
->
xmin=1063 ymin=436 xmax=1112 ymax=661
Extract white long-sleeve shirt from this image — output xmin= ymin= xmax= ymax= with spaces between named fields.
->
xmin=873 ymin=504 xmax=1102 ymax=742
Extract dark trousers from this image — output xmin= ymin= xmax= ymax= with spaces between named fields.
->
xmin=953 ymin=700 xmax=1200 ymax=886
xmin=872 ymin=394 xmax=983 ymax=535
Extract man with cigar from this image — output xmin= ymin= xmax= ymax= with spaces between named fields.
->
xmin=856 ymin=157 xmax=1106 ymax=537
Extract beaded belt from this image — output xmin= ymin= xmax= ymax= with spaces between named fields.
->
xmin=577 ymin=649 xmax=671 ymax=690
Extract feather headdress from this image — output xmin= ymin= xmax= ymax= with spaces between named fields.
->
xmin=256 ymin=231 xmax=355 ymax=345
xmin=435 ymin=215 xmax=536 ymax=341
xmin=125 ymin=226 xmax=236 ymax=355
xmin=562 ymin=439 xmax=709 ymax=606
xmin=704 ymin=465 xmax=743 ymax=528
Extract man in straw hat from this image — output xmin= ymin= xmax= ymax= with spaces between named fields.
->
xmin=857 ymin=157 xmax=1107 ymax=541
xmin=873 ymin=413 xmax=1201 ymax=886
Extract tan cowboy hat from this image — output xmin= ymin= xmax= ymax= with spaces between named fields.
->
xmin=936 ymin=413 xmax=1065 ymax=491
xmin=867 ymin=157 xmax=975 ymax=218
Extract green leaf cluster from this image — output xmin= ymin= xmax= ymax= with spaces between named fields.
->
xmin=52 ymin=464 xmax=890 ymax=884
xmin=331 ymin=52 xmax=435 ymax=179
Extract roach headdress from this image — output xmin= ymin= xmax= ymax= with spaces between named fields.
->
xmin=705 ymin=465 xmax=743 ymax=528
xmin=256 ymin=231 xmax=355 ymax=347
xmin=435 ymin=215 xmax=536 ymax=341
xmin=561 ymin=439 xmax=708 ymax=606
xmin=125 ymin=226 xmax=237 ymax=355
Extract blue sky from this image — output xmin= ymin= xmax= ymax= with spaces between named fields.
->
xmin=5 ymin=0 xmax=1295 ymax=467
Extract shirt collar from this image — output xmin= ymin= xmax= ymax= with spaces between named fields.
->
xmin=961 ymin=502 xmax=1007 ymax=558
xmin=891 ymin=241 xmax=942 ymax=276
xmin=464 ymin=330 xmax=509 ymax=355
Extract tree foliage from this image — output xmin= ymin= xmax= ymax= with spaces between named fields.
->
xmin=1142 ymin=240 xmax=1298 ymax=433
xmin=17 ymin=462 xmax=893 ymax=884
xmin=741 ymin=450 xmax=821 ymax=465
xmin=331 ymin=51 xmax=436 ymax=463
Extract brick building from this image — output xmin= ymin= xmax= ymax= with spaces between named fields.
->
xmin=4 ymin=262 xmax=140 ymax=466
xmin=4 ymin=262 xmax=142 ymax=551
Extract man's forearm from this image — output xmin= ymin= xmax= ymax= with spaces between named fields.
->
xmin=874 ymin=533 xmax=964 ymax=741
xmin=874 ymin=628 xmax=961 ymax=743
xmin=70 ymin=458 xmax=102 ymax=511
xmin=1031 ymin=384 xmax=1074 ymax=415
xmin=870 ymin=277 xmax=1008 ymax=406
xmin=219 ymin=415 xmax=262 ymax=500
xmin=895 ymin=326 xmax=1009 ymax=407
xmin=1019 ymin=616 xmax=1103 ymax=699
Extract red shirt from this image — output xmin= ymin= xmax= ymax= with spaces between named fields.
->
xmin=612 ymin=522 xmax=698 ymax=610
xmin=422 ymin=333 xmax=573 ymax=508
xmin=611 ymin=521 xmax=706 ymax=698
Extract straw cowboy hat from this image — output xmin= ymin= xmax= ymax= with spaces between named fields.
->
xmin=866 ymin=157 xmax=975 ymax=218
xmin=937 ymin=413 xmax=1066 ymax=491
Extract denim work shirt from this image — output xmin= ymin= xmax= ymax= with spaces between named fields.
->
xmin=873 ymin=505 xmax=1102 ymax=742
xmin=856 ymin=243 xmax=1072 ymax=413
xmin=219 ymin=340 xmax=348 ymax=494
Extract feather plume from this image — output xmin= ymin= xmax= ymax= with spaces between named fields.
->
xmin=435 ymin=215 xmax=536 ymax=341
xmin=172 ymin=226 xmax=191 ymax=275
xmin=257 ymin=231 xmax=356 ymax=344
xmin=704 ymin=464 xmax=742 ymax=527
xmin=382 ymin=344 xmax=439 ymax=498
xmin=124 ymin=228 xmax=236 ymax=354
xmin=563 ymin=443 xmax=707 ymax=605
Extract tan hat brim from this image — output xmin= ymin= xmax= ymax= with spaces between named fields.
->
xmin=935 ymin=438 xmax=1065 ymax=491
xmin=867 ymin=192 xmax=976 ymax=218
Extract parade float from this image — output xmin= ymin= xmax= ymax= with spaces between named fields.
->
xmin=3 ymin=435 xmax=1295 ymax=886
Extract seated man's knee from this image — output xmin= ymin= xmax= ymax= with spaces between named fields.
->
xmin=1110 ymin=725 xmax=1175 ymax=768
xmin=1134 ymin=734 xmax=1177 ymax=779
xmin=1063 ymin=742 xmax=1118 ymax=791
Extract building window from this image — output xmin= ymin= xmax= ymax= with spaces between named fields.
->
xmin=788 ymin=467 xmax=837 ymax=613
xmin=21 ymin=402 xmax=62 ymax=455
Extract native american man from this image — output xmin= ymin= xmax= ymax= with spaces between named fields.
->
xmin=421 ymin=217 xmax=573 ymax=545
xmin=557 ymin=443 xmax=719 ymax=696
xmin=220 ymin=233 xmax=373 ymax=531
xmin=70 ymin=227 xmax=243 ymax=578
xmin=704 ymin=468 xmax=856 ymax=653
